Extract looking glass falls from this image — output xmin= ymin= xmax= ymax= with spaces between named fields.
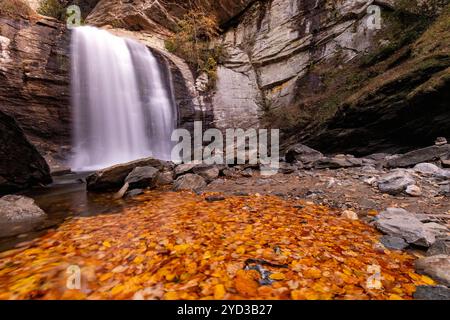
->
xmin=70 ymin=26 xmax=176 ymax=171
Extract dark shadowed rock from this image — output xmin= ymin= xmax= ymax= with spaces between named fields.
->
xmin=241 ymin=168 xmax=254 ymax=178
xmin=380 ymin=235 xmax=409 ymax=251
xmin=125 ymin=166 xmax=159 ymax=189
xmin=279 ymin=162 xmax=297 ymax=174
xmin=86 ymin=157 xmax=171 ymax=192
xmin=155 ymin=171 xmax=174 ymax=187
xmin=0 ymin=111 xmax=52 ymax=194
xmin=193 ymin=165 xmax=220 ymax=182
xmin=126 ymin=189 xmax=144 ymax=198
xmin=414 ymin=285 xmax=450 ymax=300
xmin=285 ymin=144 xmax=323 ymax=165
xmin=415 ymin=255 xmax=450 ymax=286
xmin=173 ymin=174 xmax=207 ymax=192
xmin=314 ymin=155 xmax=362 ymax=169
xmin=442 ymin=159 xmax=450 ymax=168
xmin=174 ymin=163 xmax=196 ymax=176
xmin=387 ymin=145 xmax=450 ymax=168
xmin=205 ymin=195 xmax=226 ymax=202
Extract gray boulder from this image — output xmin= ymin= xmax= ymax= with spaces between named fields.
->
xmin=174 ymin=163 xmax=196 ymax=176
xmin=374 ymin=208 xmax=436 ymax=247
xmin=415 ymin=255 xmax=450 ymax=287
xmin=125 ymin=189 xmax=144 ymax=198
xmin=427 ymin=239 xmax=450 ymax=256
xmin=423 ymin=223 xmax=449 ymax=239
xmin=125 ymin=166 xmax=159 ymax=189
xmin=414 ymin=163 xmax=441 ymax=175
xmin=439 ymin=184 xmax=450 ymax=196
xmin=0 ymin=195 xmax=46 ymax=222
xmin=173 ymin=174 xmax=207 ymax=192
xmin=433 ymin=169 xmax=450 ymax=181
xmin=86 ymin=157 xmax=171 ymax=191
xmin=387 ymin=144 xmax=450 ymax=168
xmin=380 ymin=235 xmax=409 ymax=250
xmin=155 ymin=171 xmax=174 ymax=186
xmin=192 ymin=165 xmax=220 ymax=182
xmin=414 ymin=286 xmax=450 ymax=300
xmin=377 ymin=170 xmax=415 ymax=195
xmin=285 ymin=144 xmax=323 ymax=165
xmin=0 ymin=195 xmax=47 ymax=237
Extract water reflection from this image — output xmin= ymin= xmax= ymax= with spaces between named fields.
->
xmin=0 ymin=173 xmax=138 ymax=252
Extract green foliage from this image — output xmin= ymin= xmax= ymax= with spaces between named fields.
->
xmin=165 ymin=10 xmax=222 ymax=90
xmin=360 ymin=6 xmax=433 ymax=67
xmin=37 ymin=0 xmax=65 ymax=21
xmin=0 ymin=0 xmax=34 ymax=18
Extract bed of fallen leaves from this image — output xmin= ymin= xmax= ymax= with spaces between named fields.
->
xmin=0 ymin=191 xmax=435 ymax=300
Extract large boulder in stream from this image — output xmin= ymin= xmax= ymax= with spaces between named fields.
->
xmin=0 ymin=111 xmax=52 ymax=194
xmin=0 ymin=195 xmax=47 ymax=237
xmin=86 ymin=157 xmax=173 ymax=192
xmin=125 ymin=166 xmax=159 ymax=189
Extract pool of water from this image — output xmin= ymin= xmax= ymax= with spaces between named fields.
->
xmin=0 ymin=173 xmax=136 ymax=252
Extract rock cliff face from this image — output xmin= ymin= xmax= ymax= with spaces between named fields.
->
xmin=213 ymin=0 xmax=382 ymax=129
xmin=302 ymin=3 xmax=450 ymax=155
xmin=0 ymin=14 xmax=71 ymax=157
xmin=87 ymin=0 xmax=255 ymax=36
xmin=0 ymin=110 xmax=52 ymax=194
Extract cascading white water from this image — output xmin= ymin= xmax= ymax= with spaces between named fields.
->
xmin=70 ymin=26 xmax=176 ymax=171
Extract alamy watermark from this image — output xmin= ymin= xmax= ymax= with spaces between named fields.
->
xmin=66 ymin=265 xmax=81 ymax=290
xmin=66 ymin=5 xmax=81 ymax=29
xmin=367 ymin=5 xmax=382 ymax=30
xmin=171 ymin=121 xmax=280 ymax=176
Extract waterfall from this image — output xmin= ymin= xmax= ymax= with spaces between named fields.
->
xmin=70 ymin=26 xmax=176 ymax=171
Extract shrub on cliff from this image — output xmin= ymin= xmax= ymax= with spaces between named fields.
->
xmin=165 ymin=10 xmax=223 ymax=90
xmin=37 ymin=0 xmax=65 ymax=21
xmin=0 ymin=0 xmax=34 ymax=18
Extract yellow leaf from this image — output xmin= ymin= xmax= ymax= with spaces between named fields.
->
xmin=174 ymin=244 xmax=190 ymax=252
xmin=270 ymin=273 xmax=286 ymax=281
xmin=133 ymin=256 xmax=144 ymax=264
xmin=165 ymin=273 xmax=176 ymax=281
xmin=110 ymin=284 xmax=124 ymax=296
xmin=103 ymin=241 xmax=111 ymax=248
xmin=236 ymin=246 xmax=246 ymax=254
xmin=388 ymin=294 xmax=403 ymax=300
xmin=214 ymin=284 xmax=226 ymax=299
xmin=165 ymin=291 xmax=179 ymax=300
xmin=420 ymin=275 xmax=435 ymax=285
